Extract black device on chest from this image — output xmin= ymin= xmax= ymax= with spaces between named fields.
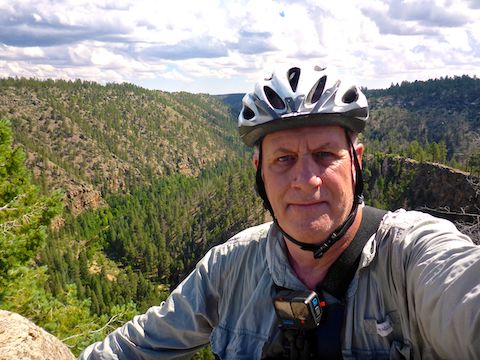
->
xmin=273 ymin=289 xmax=326 ymax=329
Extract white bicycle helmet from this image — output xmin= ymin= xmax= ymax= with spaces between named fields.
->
xmin=238 ymin=65 xmax=368 ymax=146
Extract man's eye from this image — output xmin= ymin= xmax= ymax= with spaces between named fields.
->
xmin=277 ymin=155 xmax=295 ymax=163
xmin=314 ymin=152 xmax=334 ymax=159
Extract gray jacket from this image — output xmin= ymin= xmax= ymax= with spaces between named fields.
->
xmin=79 ymin=209 xmax=480 ymax=359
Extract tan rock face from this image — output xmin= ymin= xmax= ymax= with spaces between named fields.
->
xmin=382 ymin=156 xmax=478 ymax=213
xmin=0 ymin=310 xmax=75 ymax=360
xmin=64 ymin=181 xmax=104 ymax=216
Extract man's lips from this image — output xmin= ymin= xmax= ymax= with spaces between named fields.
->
xmin=287 ymin=200 xmax=326 ymax=208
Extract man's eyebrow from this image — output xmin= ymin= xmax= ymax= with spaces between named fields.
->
xmin=272 ymin=142 xmax=337 ymax=150
xmin=271 ymin=146 xmax=294 ymax=153
xmin=268 ymin=142 xmax=343 ymax=157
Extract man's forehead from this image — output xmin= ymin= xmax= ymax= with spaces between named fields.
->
xmin=263 ymin=125 xmax=347 ymax=148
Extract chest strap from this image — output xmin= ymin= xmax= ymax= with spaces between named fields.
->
xmin=320 ymin=206 xmax=387 ymax=300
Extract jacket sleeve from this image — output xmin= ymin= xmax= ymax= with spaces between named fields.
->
xmin=78 ymin=248 xmax=220 ymax=360
xmin=391 ymin=211 xmax=480 ymax=358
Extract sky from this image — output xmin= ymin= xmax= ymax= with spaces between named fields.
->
xmin=0 ymin=0 xmax=479 ymax=95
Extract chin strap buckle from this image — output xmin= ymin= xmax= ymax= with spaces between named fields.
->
xmin=312 ymin=236 xmax=336 ymax=259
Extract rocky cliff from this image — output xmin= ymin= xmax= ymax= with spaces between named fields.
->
xmin=364 ymin=155 xmax=480 ymax=223
xmin=0 ymin=310 xmax=75 ymax=360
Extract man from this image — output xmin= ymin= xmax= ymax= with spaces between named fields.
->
xmin=79 ymin=65 xmax=480 ymax=359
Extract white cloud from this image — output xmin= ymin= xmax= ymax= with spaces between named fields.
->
xmin=22 ymin=46 xmax=45 ymax=58
xmin=162 ymin=68 xmax=193 ymax=83
xmin=0 ymin=0 xmax=479 ymax=93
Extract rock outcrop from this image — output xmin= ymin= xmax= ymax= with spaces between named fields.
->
xmin=364 ymin=155 xmax=480 ymax=222
xmin=0 ymin=310 xmax=75 ymax=360
xmin=64 ymin=180 xmax=104 ymax=216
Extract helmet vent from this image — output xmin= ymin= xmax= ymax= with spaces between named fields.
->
xmin=264 ymin=86 xmax=285 ymax=110
xmin=242 ymin=106 xmax=255 ymax=120
xmin=307 ymin=75 xmax=327 ymax=104
xmin=287 ymin=67 xmax=301 ymax=92
xmin=342 ymin=87 xmax=359 ymax=104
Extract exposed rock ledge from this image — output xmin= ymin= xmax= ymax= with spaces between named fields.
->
xmin=0 ymin=310 xmax=75 ymax=360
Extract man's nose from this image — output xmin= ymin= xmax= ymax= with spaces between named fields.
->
xmin=292 ymin=156 xmax=322 ymax=189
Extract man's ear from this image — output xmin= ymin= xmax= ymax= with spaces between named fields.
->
xmin=252 ymin=152 xmax=259 ymax=170
xmin=351 ymin=143 xmax=364 ymax=181
xmin=355 ymin=143 xmax=364 ymax=168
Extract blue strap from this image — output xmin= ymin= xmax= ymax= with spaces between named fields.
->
xmin=311 ymin=301 xmax=344 ymax=359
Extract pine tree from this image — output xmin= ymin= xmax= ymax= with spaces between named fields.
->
xmin=0 ymin=118 xmax=63 ymax=283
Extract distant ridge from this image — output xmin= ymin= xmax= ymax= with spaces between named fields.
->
xmin=215 ymin=93 xmax=244 ymax=120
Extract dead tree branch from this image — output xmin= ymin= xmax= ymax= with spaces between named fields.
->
xmin=61 ymin=314 xmax=121 ymax=344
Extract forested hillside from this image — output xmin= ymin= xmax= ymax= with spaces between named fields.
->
xmin=0 ymin=78 xmax=245 ymax=196
xmin=0 ymin=76 xmax=479 ymax=356
xmin=364 ymin=75 xmax=480 ymax=168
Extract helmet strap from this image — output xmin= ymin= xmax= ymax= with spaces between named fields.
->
xmin=255 ymin=144 xmax=275 ymax=217
xmin=254 ymin=129 xmax=364 ymax=259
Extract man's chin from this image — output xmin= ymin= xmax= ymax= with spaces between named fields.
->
xmin=282 ymin=221 xmax=334 ymax=244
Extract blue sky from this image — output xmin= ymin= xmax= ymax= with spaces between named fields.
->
xmin=1 ymin=0 xmax=479 ymax=94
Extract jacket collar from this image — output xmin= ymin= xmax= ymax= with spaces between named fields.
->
xmin=266 ymin=222 xmax=307 ymax=291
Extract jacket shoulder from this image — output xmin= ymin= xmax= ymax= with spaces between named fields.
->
xmin=214 ymin=222 xmax=273 ymax=253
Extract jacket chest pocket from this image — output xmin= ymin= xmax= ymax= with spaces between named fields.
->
xmin=358 ymin=313 xmax=412 ymax=359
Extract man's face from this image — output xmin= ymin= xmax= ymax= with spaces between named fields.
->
xmin=258 ymin=125 xmax=363 ymax=244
